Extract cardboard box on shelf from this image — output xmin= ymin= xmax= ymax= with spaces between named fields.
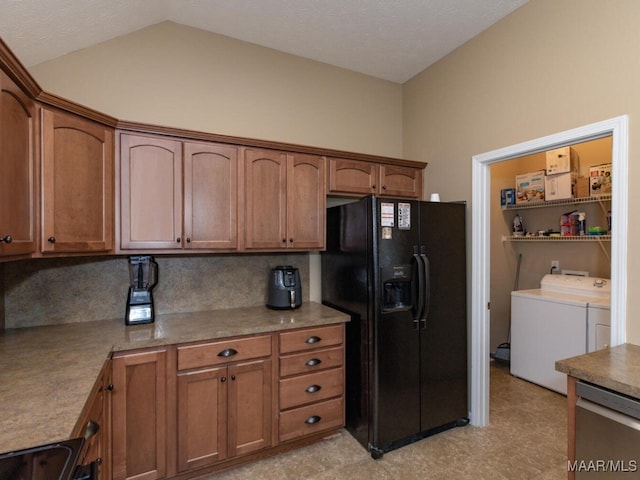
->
xmin=546 ymin=147 xmax=579 ymax=175
xmin=544 ymin=172 xmax=577 ymax=201
xmin=516 ymin=170 xmax=545 ymax=203
xmin=574 ymin=177 xmax=590 ymax=199
xmin=589 ymin=163 xmax=612 ymax=197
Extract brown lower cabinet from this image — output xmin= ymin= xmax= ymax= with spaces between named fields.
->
xmin=112 ymin=348 xmax=167 ymax=480
xmin=176 ymin=335 xmax=273 ymax=473
xmin=109 ymin=325 xmax=344 ymax=480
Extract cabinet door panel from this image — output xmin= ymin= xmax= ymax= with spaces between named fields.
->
xmin=379 ymin=164 xmax=422 ymax=199
xmin=0 ymin=71 xmax=35 ymax=256
xmin=177 ymin=366 xmax=227 ymax=472
xmin=42 ymin=109 xmax=114 ymax=252
xmin=112 ymin=349 xmax=167 ymax=480
xmin=228 ymin=359 xmax=272 ymax=457
xmin=244 ymin=149 xmax=287 ymax=249
xmin=120 ymin=134 xmax=182 ymax=250
xmin=184 ymin=142 xmax=237 ymax=249
xmin=287 ymin=154 xmax=325 ymax=249
xmin=327 ymin=158 xmax=377 ymax=196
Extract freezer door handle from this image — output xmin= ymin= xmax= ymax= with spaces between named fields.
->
xmin=420 ymin=246 xmax=431 ymax=326
xmin=412 ymin=246 xmax=425 ymax=328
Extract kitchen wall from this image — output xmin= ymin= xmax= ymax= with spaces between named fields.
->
xmin=489 ymin=137 xmax=612 ymax=351
xmin=403 ymin=0 xmax=640 ymax=344
xmin=2 ymin=254 xmax=309 ymax=328
xmin=29 ymin=21 xmax=404 ymax=159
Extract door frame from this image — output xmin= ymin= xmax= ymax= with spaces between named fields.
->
xmin=470 ymin=115 xmax=629 ymax=426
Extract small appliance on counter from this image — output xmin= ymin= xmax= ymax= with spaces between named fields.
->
xmin=125 ymin=255 xmax=158 ymax=325
xmin=267 ymin=265 xmax=302 ymax=310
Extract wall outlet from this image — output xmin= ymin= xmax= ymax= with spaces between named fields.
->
xmin=551 ymin=260 xmax=560 ymax=273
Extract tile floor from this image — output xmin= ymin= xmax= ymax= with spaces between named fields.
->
xmin=203 ymin=361 xmax=568 ymax=479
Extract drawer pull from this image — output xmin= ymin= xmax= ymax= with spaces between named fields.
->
xmin=218 ymin=348 xmax=238 ymax=358
xmin=305 ymin=358 xmax=322 ymax=367
xmin=305 ymin=336 xmax=321 ymax=344
xmin=305 ymin=415 xmax=322 ymax=425
xmin=305 ymin=384 xmax=322 ymax=394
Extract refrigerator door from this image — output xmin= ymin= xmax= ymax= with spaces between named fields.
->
xmin=373 ymin=198 xmax=422 ymax=449
xmin=418 ymin=201 xmax=468 ymax=432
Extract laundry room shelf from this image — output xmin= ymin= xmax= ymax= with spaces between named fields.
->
xmin=502 ymin=194 xmax=611 ymax=211
xmin=502 ymin=234 xmax=611 ymax=242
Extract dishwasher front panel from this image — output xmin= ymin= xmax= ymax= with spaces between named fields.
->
xmin=575 ymin=382 xmax=640 ymax=479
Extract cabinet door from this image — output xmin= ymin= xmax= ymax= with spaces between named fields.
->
xmin=120 ymin=134 xmax=183 ymax=250
xmin=327 ymin=158 xmax=378 ymax=196
xmin=177 ymin=366 xmax=228 ymax=472
xmin=228 ymin=359 xmax=272 ymax=457
xmin=0 ymin=71 xmax=36 ymax=256
xmin=287 ymin=154 xmax=325 ymax=249
xmin=379 ymin=164 xmax=423 ymax=199
xmin=112 ymin=349 xmax=167 ymax=480
xmin=183 ymin=142 xmax=238 ymax=250
xmin=244 ymin=148 xmax=287 ymax=249
xmin=41 ymin=109 xmax=114 ymax=253
xmin=74 ymin=362 xmax=112 ymax=480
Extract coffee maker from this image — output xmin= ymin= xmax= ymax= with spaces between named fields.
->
xmin=125 ymin=255 xmax=158 ymax=325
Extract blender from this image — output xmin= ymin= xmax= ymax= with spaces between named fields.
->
xmin=125 ymin=255 xmax=158 ymax=325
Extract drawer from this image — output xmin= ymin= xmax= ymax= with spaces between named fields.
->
xmin=279 ymin=397 xmax=344 ymax=443
xmin=279 ymin=324 xmax=343 ymax=354
xmin=178 ymin=335 xmax=272 ymax=370
xmin=279 ymin=368 xmax=344 ymax=410
xmin=279 ymin=346 xmax=343 ymax=377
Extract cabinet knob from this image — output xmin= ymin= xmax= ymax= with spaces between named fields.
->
xmin=221 ymin=376 xmax=227 ymax=383
xmin=305 ymin=358 xmax=321 ymax=367
xmin=372 ymin=184 xmax=376 ymax=189
xmin=0 ymin=235 xmax=12 ymax=244
xmin=176 ymin=237 xmax=181 ymax=243
xmin=104 ymin=384 xmax=114 ymax=392
xmin=231 ymin=374 xmax=236 ymax=381
xmin=48 ymin=236 xmax=56 ymax=243
xmin=305 ymin=384 xmax=321 ymax=394
xmin=289 ymin=238 xmax=294 ymax=243
xmin=282 ymin=238 xmax=286 ymax=243
xmin=217 ymin=348 xmax=238 ymax=358
xmin=382 ymin=185 xmax=387 ymax=190
xmin=186 ymin=237 xmax=191 ymax=243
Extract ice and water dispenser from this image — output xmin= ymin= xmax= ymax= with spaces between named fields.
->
xmin=381 ymin=265 xmax=413 ymax=312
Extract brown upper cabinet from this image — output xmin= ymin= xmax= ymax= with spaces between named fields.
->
xmin=0 ymin=70 xmax=37 ymax=257
xmin=119 ymin=132 xmax=238 ymax=252
xmin=41 ymin=108 xmax=114 ymax=253
xmin=244 ymin=148 xmax=325 ymax=250
xmin=327 ymin=157 xmax=423 ymax=199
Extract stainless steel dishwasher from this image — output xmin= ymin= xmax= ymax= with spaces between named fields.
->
xmin=575 ymin=381 xmax=640 ymax=478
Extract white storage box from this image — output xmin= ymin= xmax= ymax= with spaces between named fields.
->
xmin=589 ymin=163 xmax=612 ymax=197
xmin=544 ymin=172 xmax=577 ymax=201
xmin=546 ymin=147 xmax=579 ymax=175
xmin=516 ymin=170 xmax=545 ymax=203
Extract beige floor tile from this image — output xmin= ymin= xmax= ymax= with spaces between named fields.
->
xmin=198 ymin=361 xmax=568 ymax=479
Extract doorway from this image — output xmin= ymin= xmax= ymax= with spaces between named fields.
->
xmin=469 ymin=115 xmax=629 ymax=426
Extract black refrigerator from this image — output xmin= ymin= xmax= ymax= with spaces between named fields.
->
xmin=321 ymin=195 xmax=468 ymax=459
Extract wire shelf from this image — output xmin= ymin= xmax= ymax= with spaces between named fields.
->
xmin=502 ymin=194 xmax=612 ymax=211
xmin=502 ymin=234 xmax=611 ymax=242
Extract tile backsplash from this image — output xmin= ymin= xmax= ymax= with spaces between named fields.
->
xmin=3 ymin=254 xmax=309 ymax=329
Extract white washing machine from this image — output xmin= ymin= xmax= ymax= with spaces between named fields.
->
xmin=510 ymin=274 xmax=610 ymax=395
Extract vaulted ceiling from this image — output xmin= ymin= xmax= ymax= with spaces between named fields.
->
xmin=0 ymin=0 xmax=528 ymax=83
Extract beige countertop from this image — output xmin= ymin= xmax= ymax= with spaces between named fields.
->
xmin=555 ymin=343 xmax=640 ymax=398
xmin=0 ymin=302 xmax=349 ymax=453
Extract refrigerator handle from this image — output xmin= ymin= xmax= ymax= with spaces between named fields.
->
xmin=419 ymin=246 xmax=431 ymax=329
xmin=412 ymin=246 xmax=425 ymax=329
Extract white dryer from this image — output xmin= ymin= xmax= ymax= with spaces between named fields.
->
xmin=510 ymin=274 xmax=610 ymax=395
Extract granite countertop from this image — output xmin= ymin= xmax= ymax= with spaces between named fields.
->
xmin=555 ymin=343 xmax=640 ymax=398
xmin=0 ymin=302 xmax=348 ymax=453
